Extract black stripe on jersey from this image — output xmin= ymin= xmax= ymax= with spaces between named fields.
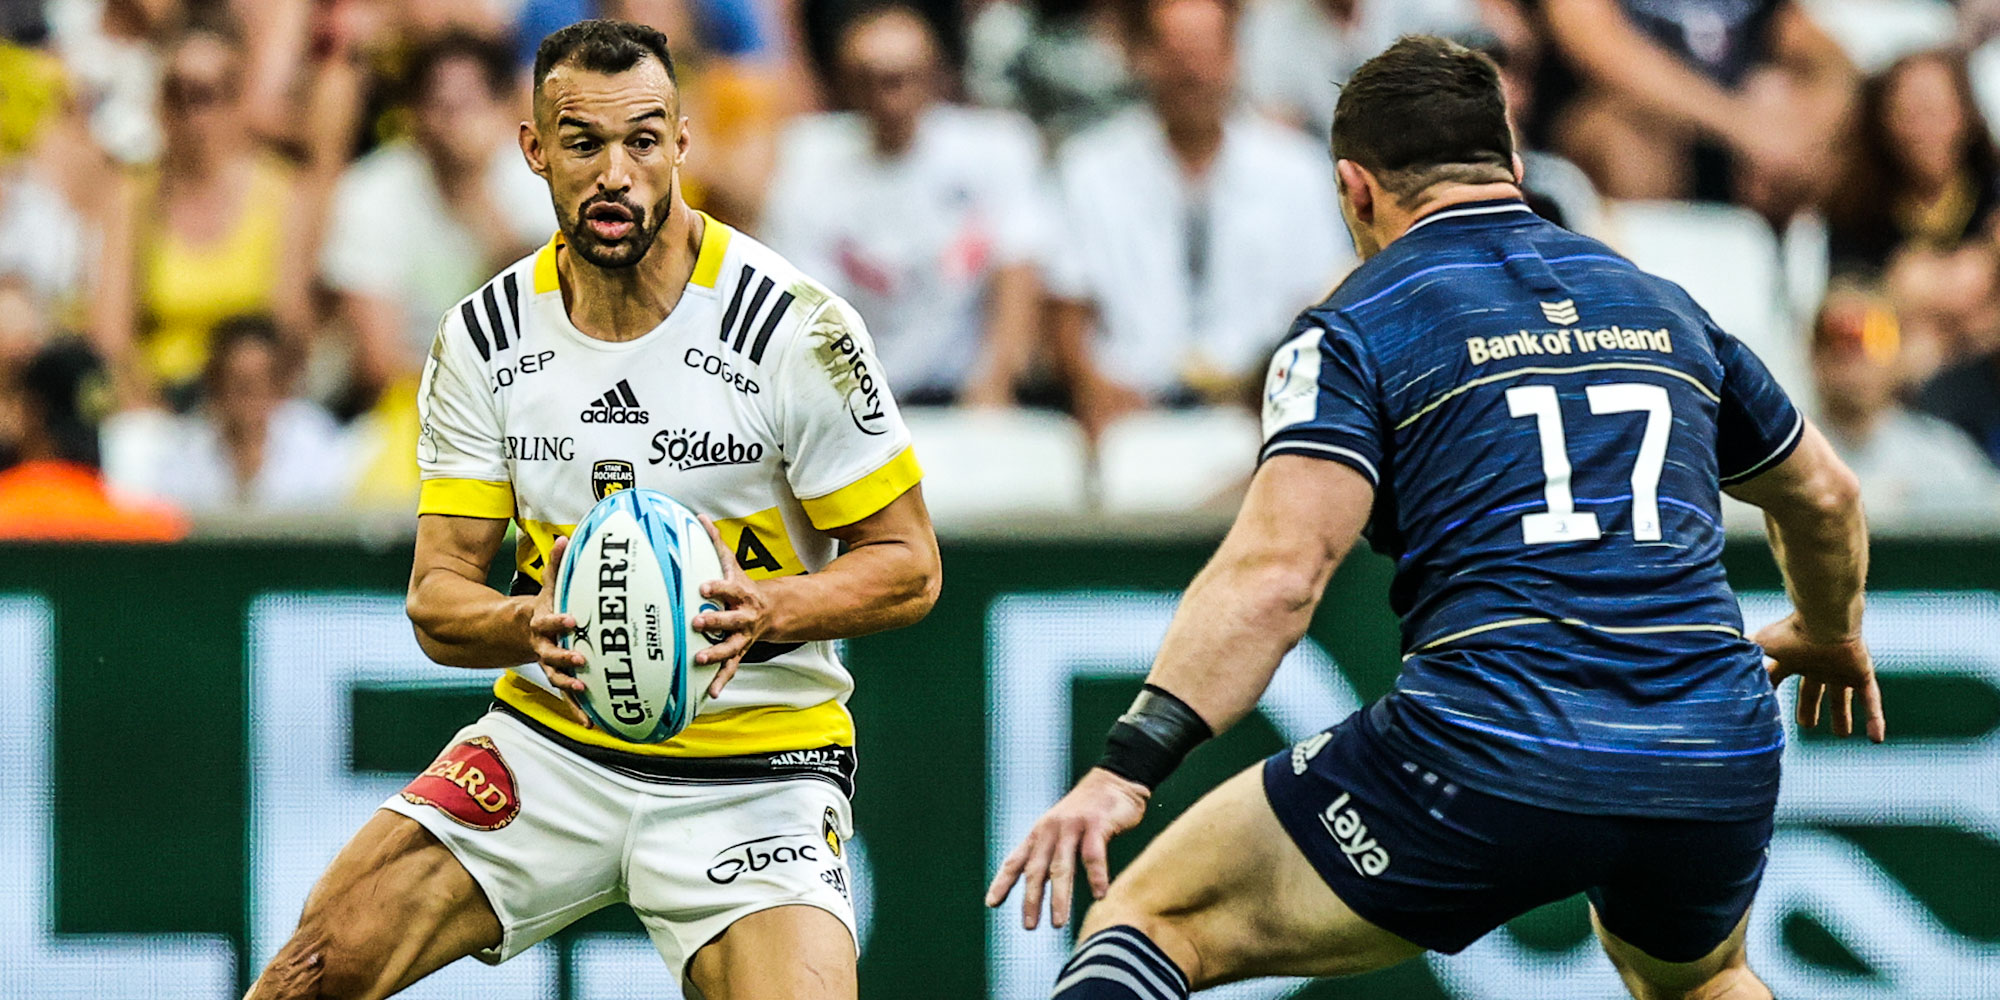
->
xmin=616 ymin=379 xmax=640 ymax=406
xmin=502 ymin=272 xmax=520 ymax=337
xmin=719 ymin=269 xmax=753 ymax=346
xmin=747 ymin=291 xmax=794 ymax=364
xmin=481 ymin=282 xmax=509 ymax=353
xmin=460 ymin=299 xmax=491 ymax=361
xmin=733 ymin=276 xmax=776 ymax=354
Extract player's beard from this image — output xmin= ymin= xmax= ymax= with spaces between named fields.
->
xmin=566 ymin=190 xmax=671 ymax=269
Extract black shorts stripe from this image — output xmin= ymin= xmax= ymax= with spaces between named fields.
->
xmin=748 ymin=290 xmax=794 ymax=364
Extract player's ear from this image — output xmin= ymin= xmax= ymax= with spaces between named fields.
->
xmin=1335 ymin=159 xmax=1374 ymax=224
xmin=520 ymin=120 xmax=548 ymax=178
xmin=1511 ymin=152 xmax=1525 ymax=186
xmin=675 ymin=115 xmax=691 ymax=166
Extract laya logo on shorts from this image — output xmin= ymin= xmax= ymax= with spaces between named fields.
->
xmin=705 ymin=833 xmax=821 ymax=884
xmin=1291 ymin=731 xmax=1333 ymax=775
xmin=1319 ymin=791 xmax=1390 ymax=877
xmin=399 ymin=736 xmax=521 ymax=831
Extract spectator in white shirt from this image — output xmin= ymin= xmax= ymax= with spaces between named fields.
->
xmin=103 ymin=315 xmax=354 ymax=514
xmin=1045 ymin=0 xmax=1351 ymax=436
xmin=763 ymin=5 xmax=1049 ymax=406
xmin=320 ymin=31 xmax=554 ymax=405
xmin=1238 ymin=0 xmax=1480 ymax=141
xmin=1812 ymin=285 xmax=2000 ymax=525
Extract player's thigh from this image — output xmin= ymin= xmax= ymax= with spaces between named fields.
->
xmin=247 ymin=809 xmax=501 ymax=1000
xmin=1080 ymin=765 xmax=1425 ymax=987
xmin=686 ymin=903 xmax=858 ymax=1000
xmin=1595 ymin=909 xmax=1769 ymax=1000
xmin=1588 ymin=809 xmax=1775 ymax=1000
xmin=628 ymin=776 xmax=859 ymax=997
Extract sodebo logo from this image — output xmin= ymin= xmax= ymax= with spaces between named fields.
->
xmin=705 ymin=833 xmax=822 ymax=884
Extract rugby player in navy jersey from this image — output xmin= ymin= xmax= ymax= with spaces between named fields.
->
xmin=987 ymin=35 xmax=1880 ymax=1000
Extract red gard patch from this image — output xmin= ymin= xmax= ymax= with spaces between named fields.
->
xmin=400 ymin=736 xmax=521 ymax=831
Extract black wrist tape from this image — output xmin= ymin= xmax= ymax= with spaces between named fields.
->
xmin=1096 ymin=684 xmax=1214 ymax=790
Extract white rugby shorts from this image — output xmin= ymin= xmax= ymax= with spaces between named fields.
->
xmin=380 ymin=710 xmax=857 ymax=986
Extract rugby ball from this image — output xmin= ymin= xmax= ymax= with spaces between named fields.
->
xmin=553 ymin=488 xmax=724 ymax=743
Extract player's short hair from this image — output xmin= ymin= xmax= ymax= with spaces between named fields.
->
xmin=408 ymin=29 xmax=514 ymax=103
xmin=533 ymin=19 xmax=677 ymax=98
xmin=1333 ymin=35 xmax=1513 ymax=202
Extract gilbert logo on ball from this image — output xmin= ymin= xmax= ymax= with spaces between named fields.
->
xmin=555 ymin=488 xmax=723 ymax=743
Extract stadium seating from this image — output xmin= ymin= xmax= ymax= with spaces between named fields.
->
xmin=901 ymin=407 xmax=1092 ymax=521
xmin=1096 ymin=408 xmax=1261 ymax=515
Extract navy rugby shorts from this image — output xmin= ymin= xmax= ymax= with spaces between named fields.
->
xmin=1262 ymin=707 xmax=1773 ymax=963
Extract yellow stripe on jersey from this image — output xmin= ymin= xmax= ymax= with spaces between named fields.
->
xmin=419 ymin=478 xmax=515 ymax=519
xmin=800 ymin=446 xmax=923 ymax=530
xmin=712 ymin=507 xmax=805 ymax=580
xmin=691 ymin=212 xmax=731 ymax=289
xmin=513 ymin=518 xmax=576 ymax=585
xmin=533 ymin=234 xmax=560 ymax=294
xmin=494 ymin=672 xmax=855 ymax=755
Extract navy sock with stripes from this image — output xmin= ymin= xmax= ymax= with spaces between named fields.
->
xmin=1052 ymin=925 xmax=1191 ymax=1000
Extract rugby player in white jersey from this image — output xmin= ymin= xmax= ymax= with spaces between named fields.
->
xmin=247 ymin=19 xmax=939 ymax=1000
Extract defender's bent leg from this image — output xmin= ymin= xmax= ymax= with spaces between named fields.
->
xmin=245 ymin=810 xmax=502 ymax=1000
xmin=686 ymin=904 xmax=858 ymax=1000
xmin=1595 ymin=910 xmax=1771 ymax=1000
xmin=1071 ymin=766 xmax=1424 ymax=993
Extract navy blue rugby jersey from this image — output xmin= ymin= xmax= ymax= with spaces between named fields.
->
xmin=1262 ymin=200 xmax=1800 ymax=819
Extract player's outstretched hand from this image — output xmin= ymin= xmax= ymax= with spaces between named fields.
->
xmin=986 ymin=767 xmax=1149 ymax=930
xmin=527 ymin=536 xmax=591 ymax=726
xmin=1755 ymin=613 xmax=1885 ymax=743
xmin=691 ymin=515 xmax=771 ymax=699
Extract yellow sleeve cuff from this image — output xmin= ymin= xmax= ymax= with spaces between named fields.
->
xmin=799 ymin=446 xmax=922 ymax=530
xmin=418 ymin=478 xmax=515 ymax=519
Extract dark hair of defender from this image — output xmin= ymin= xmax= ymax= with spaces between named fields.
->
xmin=532 ymin=19 xmax=678 ymax=99
xmin=407 ymin=29 xmax=516 ymax=102
xmin=1332 ymin=35 xmax=1514 ymax=201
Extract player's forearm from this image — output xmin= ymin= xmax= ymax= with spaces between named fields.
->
xmin=407 ymin=571 xmax=539 ymax=668
xmin=1146 ymin=537 xmax=1331 ymax=735
xmin=757 ymin=538 xmax=942 ymax=642
xmin=1762 ymin=480 xmax=1867 ymax=641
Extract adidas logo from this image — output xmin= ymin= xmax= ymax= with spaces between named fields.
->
xmin=1540 ymin=299 xmax=1579 ymax=326
xmin=580 ymin=379 xmax=650 ymax=424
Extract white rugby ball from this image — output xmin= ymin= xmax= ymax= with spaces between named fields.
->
xmin=553 ymin=488 xmax=724 ymax=743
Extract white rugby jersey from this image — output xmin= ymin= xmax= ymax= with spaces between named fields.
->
xmin=416 ymin=214 xmax=921 ymax=760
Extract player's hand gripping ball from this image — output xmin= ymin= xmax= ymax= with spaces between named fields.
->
xmin=553 ymin=488 xmax=725 ymax=742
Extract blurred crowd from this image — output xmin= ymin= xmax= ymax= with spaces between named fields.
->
xmin=3 ymin=0 xmax=2000 ymax=538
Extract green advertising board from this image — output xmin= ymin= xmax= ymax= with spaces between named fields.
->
xmin=2 ymin=535 xmax=1997 ymax=998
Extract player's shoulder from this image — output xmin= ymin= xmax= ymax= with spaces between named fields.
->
xmin=706 ymin=222 xmax=856 ymax=367
xmin=435 ymin=245 xmax=547 ymax=369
